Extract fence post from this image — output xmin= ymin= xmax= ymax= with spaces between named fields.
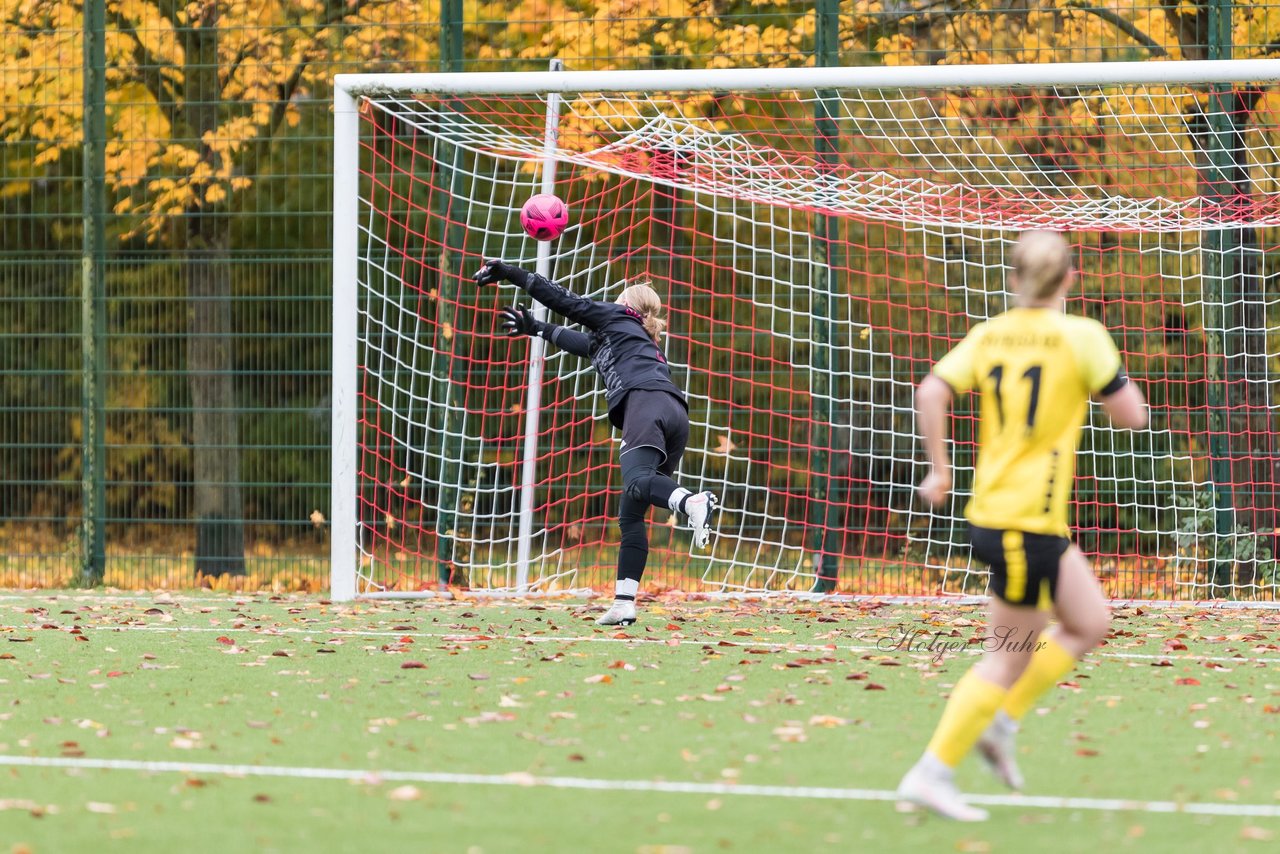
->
xmin=808 ymin=0 xmax=844 ymax=593
xmin=1202 ymin=0 xmax=1237 ymax=593
xmin=441 ymin=0 xmax=463 ymax=72
xmin=80 ymin=0 xmax=107 ymax=586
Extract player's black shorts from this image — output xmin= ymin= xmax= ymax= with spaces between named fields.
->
xmin=969 ymin=525 xmax=1070 ymax=609
xmin=618 ymin=389 xmax=689 ymax=474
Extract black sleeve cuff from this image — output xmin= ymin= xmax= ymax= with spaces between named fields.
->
xmin=1098 ymin=369 xmax=1128 ymax=397
xmin=502 ymin=264 xmax=531 ymax=288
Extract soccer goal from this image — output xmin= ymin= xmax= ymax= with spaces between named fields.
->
xmin=332 ymin=59 xmax=1280 ymax=602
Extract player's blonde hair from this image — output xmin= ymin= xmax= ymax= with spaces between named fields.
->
xmin=1012 ymin=230 xmax=1073 ymax=303
xmin=617 ymin=278 xmax=666 ymax=343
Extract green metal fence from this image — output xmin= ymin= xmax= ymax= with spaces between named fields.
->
xmin=0 ymin=0 xmax=1274 ymax=589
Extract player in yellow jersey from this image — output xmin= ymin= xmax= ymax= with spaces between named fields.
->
xmin=896 ymin=231 xmax=1148 ymax=821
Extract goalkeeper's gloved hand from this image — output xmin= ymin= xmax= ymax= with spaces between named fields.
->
xmin=499 ymin=304 xmax=543 ymax=338
xmin=474 ymin=259 xmax=513 ymax=286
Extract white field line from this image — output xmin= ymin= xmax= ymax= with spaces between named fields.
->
xmin=31 ymin=622 xmax=1280 ymax=665
xmin=0 ymin=754 xmax=1277 ymax=818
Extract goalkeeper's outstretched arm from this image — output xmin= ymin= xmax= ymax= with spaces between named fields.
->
xmin=475 ymin=260 xmax=614 ymax=330
xmin=499 ymin=305 xmax=591 ymax=357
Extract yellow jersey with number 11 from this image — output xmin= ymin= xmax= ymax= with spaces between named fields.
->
xmin=931 ymin=308 xmax=1126 ymax=537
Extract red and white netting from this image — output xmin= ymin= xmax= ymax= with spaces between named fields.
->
xmin=349 ymin=79 xmax=1280 ymax=599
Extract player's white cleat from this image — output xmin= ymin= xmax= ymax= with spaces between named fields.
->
xmin=596 ymin=600 xmax=637 ymax=627
xmin=977 ymin=711 xmax=1024 ymax=790
xmin=896 ymin=758 xmax=989 ymax=822
xmin=685 ymin=491 xmax=719 ymax=549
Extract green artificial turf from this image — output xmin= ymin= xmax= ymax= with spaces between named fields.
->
xmin=0 ymin=594 xmax=1277 ymax=853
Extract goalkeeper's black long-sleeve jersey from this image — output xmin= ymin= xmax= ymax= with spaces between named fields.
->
xmin=505 ymin=266 xmax=687 ymax=429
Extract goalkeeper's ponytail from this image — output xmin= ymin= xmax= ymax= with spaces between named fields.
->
xmin=618 ymin=279 xmax=666 ymax=343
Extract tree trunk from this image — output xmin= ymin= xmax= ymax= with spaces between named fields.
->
xmin=183 ymin=17 xmax=244 ymax=577
xmin=186 ymin=216 xmax=245 ymax=577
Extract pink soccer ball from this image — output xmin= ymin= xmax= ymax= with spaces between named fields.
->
xmin=520 ymin=193 xmax=569 ymax=241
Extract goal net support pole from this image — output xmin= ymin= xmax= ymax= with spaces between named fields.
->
xmin=331 ymin=83 xmax=359 ymax=602
xmin=515 ymin=59 xmax=566 ymax=593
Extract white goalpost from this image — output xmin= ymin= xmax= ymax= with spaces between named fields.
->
xmin=332 ymin=59 xmax=1280 ymax=602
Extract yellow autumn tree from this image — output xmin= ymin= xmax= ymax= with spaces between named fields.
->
xmin=476 ymin=0 xmax=818 ymax=70
xmin=1 ymin=0 xmax=438 ymax=574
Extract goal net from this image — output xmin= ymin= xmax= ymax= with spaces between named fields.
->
xmin=332 ymin=61 xmax=1280 ymax=601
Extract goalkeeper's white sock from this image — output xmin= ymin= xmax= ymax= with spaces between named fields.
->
xmin=614 ymin=578 xmax=639 ymax=602
xmin=666 ymin=487 xmax=692 ymax=515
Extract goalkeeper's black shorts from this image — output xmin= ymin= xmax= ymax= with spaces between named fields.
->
xmin=618 ymin=389 xmax=689 ymax=470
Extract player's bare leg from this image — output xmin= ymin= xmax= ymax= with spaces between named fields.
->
xmin=1050 ymin=546 xmax=1111 ymax=658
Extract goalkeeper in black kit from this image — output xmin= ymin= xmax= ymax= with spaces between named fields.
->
xmin=475 ymin=260 xmax=718 ymax=627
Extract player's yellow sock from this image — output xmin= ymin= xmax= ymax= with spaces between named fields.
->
xmin=925 ymin=669 xmax=1007 ymax=768
xmin=1002 ymin=635 xmax=1076 ymax=721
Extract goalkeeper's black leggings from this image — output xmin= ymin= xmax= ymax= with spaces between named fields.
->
xmin=616 ymin=390 xmax=691 ymax=585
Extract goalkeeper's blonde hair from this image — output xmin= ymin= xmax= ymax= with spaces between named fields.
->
xmin=618 ymin=278 xmax=666 ymax=343
xmin=1012 ymin=230 xmax=1073 ymax=303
